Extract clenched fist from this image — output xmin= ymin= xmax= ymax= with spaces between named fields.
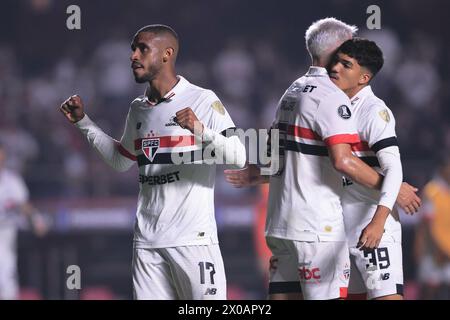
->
xmin=59 ymin=95 xmax=85 ymax=123
xmin=174 ymin=107 xmax=204 ymax=134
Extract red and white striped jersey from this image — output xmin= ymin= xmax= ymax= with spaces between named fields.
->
xmin=266 ymin=66 xmax=360 ymax=242
xmin=119 ymin=76 xmax=235 ymax=248
xmin=342 ymin=85 xmax=402 ymax=245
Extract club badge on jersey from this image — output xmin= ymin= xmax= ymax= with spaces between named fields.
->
xmin=338 ymin=105 xmax=352 ymax=119
xmin=142 ymin=138 xmax=160 ymax=162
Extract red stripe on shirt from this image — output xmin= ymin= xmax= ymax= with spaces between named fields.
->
xmin=340 ymin=287 xmax=348 ymax=299
xmin=351 ymin=141 xmax=371 ymax=152
xmin=117 ymin=143 xmax=137 ymax=161
xmin=134 ymin=136 xmax=195 ymax=151
xmin=324 ymin=134 xmax=360 ymax=146
xmin=287 ymin=125 xmax=322 ymax=140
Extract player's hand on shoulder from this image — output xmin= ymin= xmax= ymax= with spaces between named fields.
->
xmin=396 ymin=182 xmax=421 ymax=215
xmin=174 ymin=107 xmax=203 ymax=134
xmin=59 ymin=94 xmax=85 ymax=124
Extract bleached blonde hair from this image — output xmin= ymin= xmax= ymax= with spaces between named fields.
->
xmin=305 ymin=17 xmax=358 ymax=61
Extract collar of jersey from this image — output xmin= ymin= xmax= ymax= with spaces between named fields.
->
xmin=306 ymin=66 xmax=328 ymax=77
xmin=143 ymin=75 xmax=188 ymax=106
xmin=351 ymin=85 xmax=373 ymax=104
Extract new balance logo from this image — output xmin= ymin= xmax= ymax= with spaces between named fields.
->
xmin=380 ymin=273 xmax=390 ymax=281
xmin=204 ymin=288 xmax=217 ymax=295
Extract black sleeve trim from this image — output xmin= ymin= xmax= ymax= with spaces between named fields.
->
xmin=371 ymin=136 xmax=398 ymax=153
xmin=220 ymin=127 xmax=237 ymax=137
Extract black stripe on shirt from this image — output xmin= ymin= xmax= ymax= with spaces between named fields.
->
xmin=284 ymin=140 xmax=329 ymax=156
xmin=137 ymin=150 xmax=206 ymax=166
xmin=371 ymin=136 xmax=398 ymax=153
xmin=276 ymin=122 xmax=288 ymax=131
xmin=282 ymin=139 xmax=381 ymax=166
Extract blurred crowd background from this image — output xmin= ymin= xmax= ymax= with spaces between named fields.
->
xmin=0 ymin=0 xmax=449 ymax=299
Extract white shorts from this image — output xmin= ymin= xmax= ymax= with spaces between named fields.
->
xmin=267 ymin=237 xmax=350 ymax=300
xmin=348 ymin=242 xmax=404 ymax=299
xmin=0 ymin=227 xmax=18 ymax=300
xmin=132 ymin=244 xmax=226 ymax=300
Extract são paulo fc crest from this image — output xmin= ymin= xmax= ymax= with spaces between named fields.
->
xmin=142 ymin=138 xmax=160 ymax=161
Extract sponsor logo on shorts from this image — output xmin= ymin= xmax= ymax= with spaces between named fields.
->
xmin=298 ymin=266 xmax=321 ymax=281
xmin=380 ymin=273 xmax=390 ymax=281
xmin=204 ymin=288 xmax=217 ymax=295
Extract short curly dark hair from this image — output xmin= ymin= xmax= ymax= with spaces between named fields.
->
xmin=337 ymin=38 xmax=384 ymax=77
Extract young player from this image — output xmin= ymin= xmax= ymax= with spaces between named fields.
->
xmin=328 ymin=38 xmax=421 ymax=300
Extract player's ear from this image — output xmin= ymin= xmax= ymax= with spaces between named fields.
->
xmin=359 ymin=70 xmax=372 ymax=85
xmin=163 ymin=47 xmax=174 ymax=63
